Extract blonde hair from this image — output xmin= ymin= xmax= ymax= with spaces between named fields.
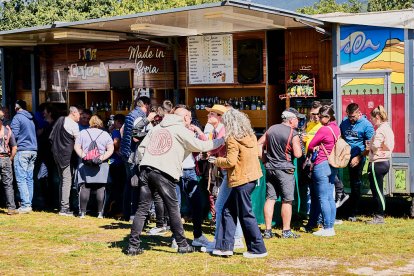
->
xmin=89 ymin=115 xmax=103 ymax=128
xmin=222 ymin=109 xmax=254 ymax=140
xmin=371 ymin=105 xmax=388 ymax=121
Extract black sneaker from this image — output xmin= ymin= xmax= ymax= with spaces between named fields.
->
xmin=336 ymin=193 xmax=350 ymax=208
xmin=177 ymin=245 xmax=195 ymax=254
xmin=263 ymin=229 xmax=274 ymax=239
xmin=126 ymin=246 xmax=144 ymax=256
xmin=281 ymin=230 xmax=300 ymax=239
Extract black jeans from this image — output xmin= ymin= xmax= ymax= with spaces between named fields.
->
xmin=0 ymin=157 xmax=16 ymax=209
xmin=216 ymin=181 xmax=266 ymax=254
xmin=129 ymin=166 xmax=188 ymax=249
xmin=153 ymin=190 xmax=167 ymax=228
xmin=123 ymin=161 xmax=139 ymax=219
xmin=368 ymin=161 xmax=390 ymax=216
xmin=348 ymin=157 xmax=366 ymax=217
xmin=180 ymin=168 xmax=204 ymax=239
xmin=334 ymin=176 xmax=344 ymax=201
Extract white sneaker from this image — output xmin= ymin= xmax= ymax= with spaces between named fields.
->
xmin=334 ymin=219 xmax=343 ymax=225
xmin=129 ymin=215 xmax=135 ymax=222
xmin=147 ymin=226 xmax=168 ymax=236
xmin=18 ymin=207 xmax=32 ymax=214
xmin=313 ymin=228 xmax=335 ymax=237
xmin=192 ymin=234 xmax=210 ymax=247
xmin=243 ymin=251 xmax=268 ymax=259
xmin=171 ymin=238 xmax=178 ymax=249
xmin=97 ymin=212 xmax=104 ymax=219
xmin=212 ymin=249 xmax=233 ymax=257
xmin=233 ymin=238 xmax=245 ymax=250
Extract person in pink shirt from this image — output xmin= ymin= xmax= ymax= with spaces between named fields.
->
xmin=307 ymin=105 xmax=341 ymax=237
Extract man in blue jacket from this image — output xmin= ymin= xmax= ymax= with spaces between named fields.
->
xmin=340 ymin=103 xmax=374 ymax=221
xmin=10 ymin=100 xmax=38 ymax=213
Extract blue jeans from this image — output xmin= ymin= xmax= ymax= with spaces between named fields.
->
xmin=310 ymin=161 xmax=337 ymax=229
xmin=215 ymin=170 xmax=243 ymax=240
xmin=14 ymin=151 xmax=37 ymax=208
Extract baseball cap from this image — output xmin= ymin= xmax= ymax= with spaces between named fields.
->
xmin=281 ymin=107 xmax=305 ymax=119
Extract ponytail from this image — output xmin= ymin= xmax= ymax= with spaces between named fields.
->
xmin=371 ymin=105 xmax=388 ymax=121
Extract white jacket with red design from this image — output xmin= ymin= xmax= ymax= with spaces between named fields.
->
xmin=138 ymin=114 xmax=224 ymax=181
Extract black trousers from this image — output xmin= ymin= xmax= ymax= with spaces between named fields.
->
xmin=216 ymin=181 xmax=266 ymax=254
xmin=348 ymin=158 xmax=366 ymax=217
xmin=368 ymin=161 xmax=390 ymax=216
xmin=129 ymin=166 xmax=188 ymax=249
xmin=0 ymin=157 xmax=16 ymax=209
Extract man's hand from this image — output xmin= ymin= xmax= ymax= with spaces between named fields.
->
xmin=147 ymin=112 xmax=157 ymax=122
xmin=350 ymin=155 xmax=361 ymax=167
xmin=208 ymin=156 xmax=217 ymax=164
xmin=189 ymin=124 xmax=202 ymax=134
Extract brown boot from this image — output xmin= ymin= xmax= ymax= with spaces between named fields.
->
xmin=7 ymin=208 xmax=19 ymax=215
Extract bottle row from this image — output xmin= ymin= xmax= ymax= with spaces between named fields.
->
xmin=89 ymin=101 xmax=112 ymax=112
xmin=194 ymin=96 xmax=266 ymax=111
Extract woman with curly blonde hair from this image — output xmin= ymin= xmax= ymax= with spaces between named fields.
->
xmin=210 ymin=109 xmax=267 ymax=259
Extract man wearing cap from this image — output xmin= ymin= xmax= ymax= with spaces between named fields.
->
xmin=10 ymin=100 xmax=38 ymax=213
xmin=259 ymin=107 xmax=303 ymax=239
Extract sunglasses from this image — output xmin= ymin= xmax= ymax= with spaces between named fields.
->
xmin=311 ymin=112 xmax=319 ymax=116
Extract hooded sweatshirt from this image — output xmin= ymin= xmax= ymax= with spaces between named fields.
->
xmin=368 ymin=122 xmax=394 ymax=163
xmin=215 ymin=134 xmax=262 ymax=188
xmin=340 ymin=115 xmax=374 ymax=158
xmin=138 ymin=114 xmax=224 ymax=181
xmin=10 ymin=110 xmax=37 ymax=151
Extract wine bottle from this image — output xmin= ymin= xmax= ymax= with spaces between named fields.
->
xmin=251 ymin=96 xmax=257 ymax=110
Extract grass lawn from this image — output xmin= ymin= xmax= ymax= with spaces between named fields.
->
xmin=0 ymin=210 xmax=413 ymax=275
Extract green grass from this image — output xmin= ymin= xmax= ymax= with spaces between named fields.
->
xmin=0 ymin=210 xmax=413 ymax=275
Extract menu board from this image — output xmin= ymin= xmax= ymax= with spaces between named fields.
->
xmin=188 ymin=34 xmax=234 ymax=84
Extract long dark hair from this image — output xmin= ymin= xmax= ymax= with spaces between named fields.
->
xmin=319 ymin=105 xmax=336 ymax=122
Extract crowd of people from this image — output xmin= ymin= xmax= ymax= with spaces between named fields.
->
xmin=0 ymin=96 xmax=397 ymax=258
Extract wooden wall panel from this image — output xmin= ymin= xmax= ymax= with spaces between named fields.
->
xmin=41 ymin=40 xmax=175 ymax=92
xmin=285 ymin=28 xmax=332 ymax=92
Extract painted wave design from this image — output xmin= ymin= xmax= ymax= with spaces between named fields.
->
xmin=341 ymin=31 xmax=381 ymax=55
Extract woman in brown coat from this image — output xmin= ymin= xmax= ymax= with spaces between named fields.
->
xmin=209 ymin=108 xmax=267 ymax=259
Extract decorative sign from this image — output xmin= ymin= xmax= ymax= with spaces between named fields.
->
xmin=128 ymin=45 xmax=165 ymax=77
xmin=188 ymin=34 xmax=234 ymax=84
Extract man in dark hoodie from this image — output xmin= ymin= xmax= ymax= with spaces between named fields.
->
xmin=10 ymin=100 xmax=38 ymax=213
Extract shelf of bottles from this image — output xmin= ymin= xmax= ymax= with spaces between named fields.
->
xmin=279 ymin=72 xmax=316 ymax=100
xmin=194 ymin=96 xmax=266 ymax=111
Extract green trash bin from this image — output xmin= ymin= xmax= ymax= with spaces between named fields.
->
xmin=252 ymin=160 xmax=301 ymax=226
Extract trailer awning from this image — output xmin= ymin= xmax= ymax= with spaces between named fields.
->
xmin=314 ymin=9 xmax=414 ymax=29
xmin=0 ymin=0 xmax=324 ymax=46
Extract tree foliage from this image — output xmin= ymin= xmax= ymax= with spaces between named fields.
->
xmin=297 ymin=0 xmax=363 ymax=15
xmin=0 ymin=0 xmax=218 ymax=31
xmin=367 ymin=0 xmax=413 ymax=11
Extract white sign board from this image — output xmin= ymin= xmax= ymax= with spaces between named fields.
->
xmin=188 ymin=34 xmax=234 ymax=84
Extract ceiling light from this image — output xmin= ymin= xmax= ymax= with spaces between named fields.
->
xmin=0 ymin=39 xmax=37 ymax=46
xmin=53 ymin=31 xmax=121 ymax=41
xmin=204 ymin=11 xmax=286 ymax=29
xmin=130 ymin=24 xmax=198 ymax=36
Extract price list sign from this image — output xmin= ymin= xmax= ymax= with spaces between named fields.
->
xmin=188 ymin=34 xmax=234 ymax=84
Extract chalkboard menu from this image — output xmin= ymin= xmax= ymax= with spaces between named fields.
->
xmin=188 ymin=34 xmax=234 ymax=84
